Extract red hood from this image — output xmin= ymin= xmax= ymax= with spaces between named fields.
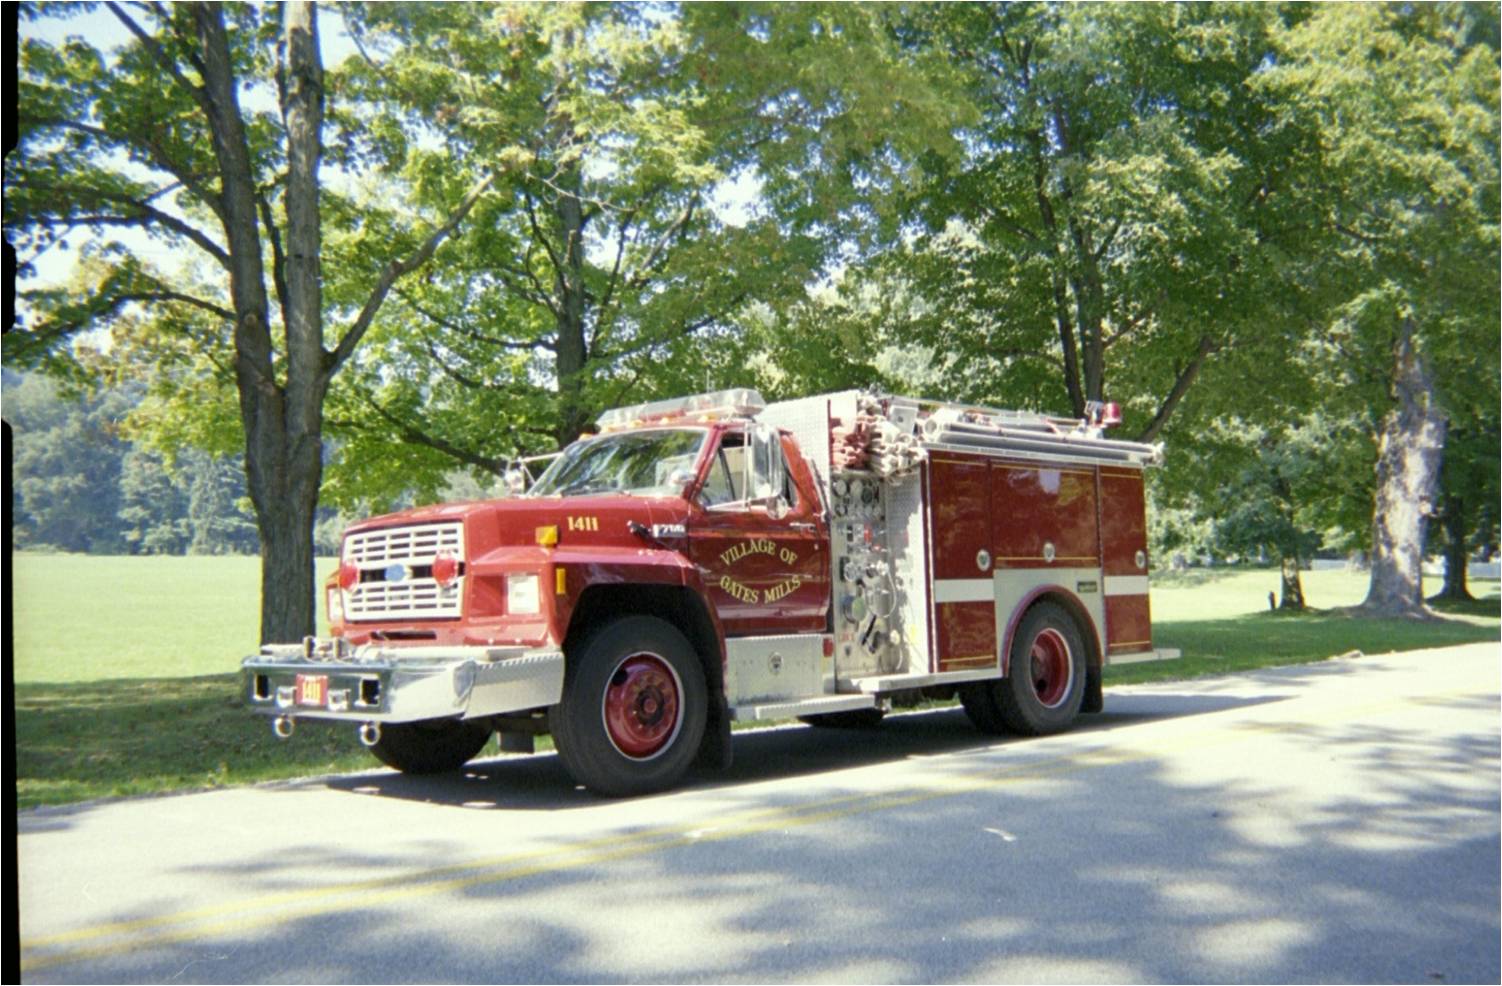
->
xmin=345 ymin=494 xmax=693 ymax=554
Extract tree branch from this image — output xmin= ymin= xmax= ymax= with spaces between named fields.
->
xmin=1137 ymin=334 xmax=1219 ymax=444
xmin=105 ymin=2 xmax=215 ymax=118
xmin=394 ymin=287 xmax=557 ymax=352
xmin=341 ymin=386 xmax=565 ymax=471
xmin=625 ymin=194 xmax=698 ymax=290
xmin=30 ymin=289 xmax=235 ymax=347
xmin=322 ymin=171 xmax=496 ymax=379
xmin=422 ymin=338 xmax=489 ymax=389
xmin=46 ymin=120 xmax=226 ymax=222
xmin=256 ymin=188 xmax=291 ymax=329
xmin=348 ymin=388 xmax=507 ymax=474
xmin=522 ymin=188 xmax=565 ymax=281
xmin=21 ymin=181 xmax=231 ymax=268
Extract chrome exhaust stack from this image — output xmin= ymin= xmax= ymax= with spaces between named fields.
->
xmin=358 ymin=721 xmax=382 ymax=747
xmin=273 ymin=715 xmax=296 ymax=739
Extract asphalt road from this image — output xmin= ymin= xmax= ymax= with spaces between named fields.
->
xmin=17 ymin=641 xmax=1501 ymax=984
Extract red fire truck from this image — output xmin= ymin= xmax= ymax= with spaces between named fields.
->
xmin=245 ymin=389 xmax=1165 ymax=796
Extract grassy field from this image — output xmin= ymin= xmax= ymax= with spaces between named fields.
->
xmin=12 ymin=553 xmax=339 ymax=683
xmin=1113 ymin=568 xmax=1500 ymax=685
xmin=12 ymin=555 xmax=1499 ymax=809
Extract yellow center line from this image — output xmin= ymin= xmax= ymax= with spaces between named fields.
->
xmin=20 ymin=684 xmax=1490 ymax=973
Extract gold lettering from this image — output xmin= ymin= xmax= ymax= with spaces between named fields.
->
xmin=718 ymin=574 xmax=761 ymax=604
xmin=764 ymin=576 xmax=803 ymax=603
xmin=719 ymin=538 xmax=780 ymax=567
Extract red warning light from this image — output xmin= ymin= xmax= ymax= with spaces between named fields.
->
xmin=432 ymin=553 xmax=458 ymax=586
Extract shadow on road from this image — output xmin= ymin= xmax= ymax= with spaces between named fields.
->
xmin=319 ymin=687 xmax=1291 ymax=811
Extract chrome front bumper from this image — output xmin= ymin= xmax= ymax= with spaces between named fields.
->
xmin=242 ymin=638 xmax=565 ymax=724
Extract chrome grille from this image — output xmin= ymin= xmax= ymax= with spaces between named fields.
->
xmin=345 ymin=523 xmax=464 ymax=566
xmin=343 ymin=522 xmax=465 ymax=621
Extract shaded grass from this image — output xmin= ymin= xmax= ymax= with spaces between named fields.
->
xmin=11 ymin=556 xmax=1499 ymax=809
xmin=14 ymin=676 xmax=382 ymax=809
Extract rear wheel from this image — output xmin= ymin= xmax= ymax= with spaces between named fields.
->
xmin=369 ymin=718 xmax=492 ymax=774
xmin=995 ymin=602 xmax=1087 ymax=735
xmin=549 ymin=616 xmax=707 ymax=797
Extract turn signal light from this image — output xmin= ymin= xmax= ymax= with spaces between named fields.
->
xmin=536 ymin=525 xmax=559 ymax=547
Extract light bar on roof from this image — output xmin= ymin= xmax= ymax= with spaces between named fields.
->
xmin=597 ymin=388 xmax=766 ymax=430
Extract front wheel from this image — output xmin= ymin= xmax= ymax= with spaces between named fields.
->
xmin=548 ymin=616 xmax=707 ymax=797
xmin=368 ymin=718 xmax=492 ymax=774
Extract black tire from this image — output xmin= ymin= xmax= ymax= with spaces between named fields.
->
xmin=994 ymin=602 xmax=1087 ymax=735
xmin=369 ymin=718 xmax=492 ymax=774
xmin=548 ymin=615 xmax=707 ymax=797
xmin=958 ymin=682 xmax=1007 ymax=734
xmin=798 ymin=708 xmax=886 ymax=729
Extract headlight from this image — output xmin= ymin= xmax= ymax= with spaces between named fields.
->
xmin=327 ymin=586 xmax=345 ymax=625
xmin=506 ymin=573 xmax=540 ymax=615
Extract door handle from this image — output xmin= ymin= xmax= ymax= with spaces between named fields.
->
xmin=790 ymin=522 xmax=819 ymax=533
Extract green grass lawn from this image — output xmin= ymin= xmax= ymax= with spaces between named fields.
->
xmin=12 ymin=555 xmax=1499 ymax=809
xmin=1113 ymin=568 xmax=1500 ymax=685
xmin=12 ymin=553 xmax=339 ymax=683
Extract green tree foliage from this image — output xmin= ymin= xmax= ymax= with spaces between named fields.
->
xmin=186 ymin=453 xmax=259 ymax=554
xmin=311 ymin=2 xmax=963 ymax=509
xmin=7 ymin=2 xmax=490 ymax=641
xmin=1429 ymin=414 xmax=1502 ymax=601
xmin=1158 ymin=414 xmax=1373 ymax=609
xmin=889 ymin=3 xmax=1319 ymax=436
xmin=117 ymin=446 xmax=192 ymax=554
xmin=4 ymin=370 xmax=258 ymax=556
xmin=1262 ymin=3 xmax=1499 ymax=616
xmin=7 ymin=373 xmax=130 ymax=553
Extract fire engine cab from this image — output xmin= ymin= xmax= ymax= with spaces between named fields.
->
xmin=244 ymin=389 xmax=1165 ymax=796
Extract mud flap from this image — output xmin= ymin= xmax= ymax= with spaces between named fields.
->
xmin=695 ymin=693 xmax=733 ymax=769
xmin=1081 ymin=661 xmax=1104 ymax=714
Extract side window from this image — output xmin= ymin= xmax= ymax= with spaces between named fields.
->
xmin=699 ymin=432 xmax=746 ymax=507
xmin=699 ymin=426 xmax=795 ymax=511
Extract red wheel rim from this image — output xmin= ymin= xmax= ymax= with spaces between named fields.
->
xmin=601 ymin=653 xmax=682 ymax=760
xmin=1029 ymin=628 xmax=1073 ymax=709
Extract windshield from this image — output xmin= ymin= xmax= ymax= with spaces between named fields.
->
xmin=529 ymin=428 xmax=707 ymax=498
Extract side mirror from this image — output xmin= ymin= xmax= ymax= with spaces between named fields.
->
xmin=745 ymin=423 xmax=789 ymax=517
xmin=667 ymin=467 xmax=697 ymax=493
xmin=502 ymin=467 xmax=528 ymax=495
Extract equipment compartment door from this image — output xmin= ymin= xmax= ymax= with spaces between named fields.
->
xmin=1098 ymin=468 xmax=1152 ymax=656
xmin=928 ymin=456 xmax=996 ymax=672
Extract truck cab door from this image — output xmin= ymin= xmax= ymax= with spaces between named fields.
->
xmin=688 ymin=424 xmax=830 ymax=636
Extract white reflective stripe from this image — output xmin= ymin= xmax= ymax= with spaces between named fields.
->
xmin=934 ymin=579 xmax=994 ymax=604
xmin=1104 ymin=575 xmax=1150 ymax=597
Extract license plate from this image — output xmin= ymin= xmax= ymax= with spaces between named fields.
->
xmin=296 ymin=674 xmax=328 ymax=707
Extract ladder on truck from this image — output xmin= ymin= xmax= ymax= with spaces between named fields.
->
xmin=893 ymin=396 xmax=1163 ymax=469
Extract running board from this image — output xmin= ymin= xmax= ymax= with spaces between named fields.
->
xmin=1107 ymin=647 xmax=1181 ymax=665
xmin=846 ymin=667 xmax=1000 ymax=693
xmin=730 ymin=694 xmax=878 ymax=722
